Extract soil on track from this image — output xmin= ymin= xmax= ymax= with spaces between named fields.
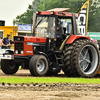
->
xmin=0 ymin=69 xmax=100 ymax=100
xmin=0 ymin=85 xmax=100 ymax=100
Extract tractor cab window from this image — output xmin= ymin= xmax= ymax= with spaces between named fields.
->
xmin=59 ymin=18 xmax=81 ymax=36
xmin=35 ymin=16 xmax=56 ymax=38
xmin=59 ymin=19 xmax=72 ymax=35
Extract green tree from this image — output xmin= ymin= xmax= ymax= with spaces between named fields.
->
xmin=15 ymin=4 xmax=33 ymax=24
xmin=14 ymin=0 xmax=100 ymax=32
xmin=88 ymin=0 xmax=100 ymax=32
xmin=15 ymin=0 xmax=87 ymax=24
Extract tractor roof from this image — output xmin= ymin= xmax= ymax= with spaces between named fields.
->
xmin=48 ymin=8 xmax=70 ymax=12
xmin=37 ymin=8 xmax=78 ymax=18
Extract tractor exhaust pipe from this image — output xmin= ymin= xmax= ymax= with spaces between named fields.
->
xmin=33 ymin=13 xmax=36 ymax=36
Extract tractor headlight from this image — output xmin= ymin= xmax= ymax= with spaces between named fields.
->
xmin=36 ymin=11 xmax=40 ymax=14
xmin=34 ymin=46 xmax=36 ymax=50
xmin=50 ymin=11 xmax=54 ymax=15
xmin=21 ymin=50 xmax=24 ymax=54
xmin=15 ymin=50 xmax=18 ymax=54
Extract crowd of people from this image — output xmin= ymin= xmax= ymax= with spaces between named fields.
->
xmin=0 ymin=34 xmax=13 ymax=49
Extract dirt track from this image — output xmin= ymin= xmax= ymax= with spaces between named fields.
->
xmin=0 ymin=69 xmax=100 ymax=100
xmin=0 ymin=69 xmax=32 ymax=78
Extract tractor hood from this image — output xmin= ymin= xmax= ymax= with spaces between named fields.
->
xmin=14 ymin=36 xmax=46 ymax=43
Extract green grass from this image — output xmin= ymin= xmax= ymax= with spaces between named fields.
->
xmin=0 ymin=77 xmax=100 ymax=84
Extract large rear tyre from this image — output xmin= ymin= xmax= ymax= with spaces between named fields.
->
xmin=29 ymin=55 xmax=48 ymax=76
xmin=1 ymin=59 xmax=19 ymax=75
xmin=62 ymin=39 xmax=99 ymax=78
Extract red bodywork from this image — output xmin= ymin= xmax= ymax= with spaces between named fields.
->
xmin=14 ymin=41 xmax=34 ymax=56
xmin=24 ymin=36 xmax=46 ymax=43
xmin=37 ymin=11 xmax=78 ymax=18
xmin=14 ymin=35 xmax=90 ymax=57
xmin=66 ymin=35 xmax=90 ymax=44
xmin=14 ymin=36 xmax=46 ymax=56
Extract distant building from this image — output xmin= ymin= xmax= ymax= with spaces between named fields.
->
xmin=0 ymin=20 xmax=5 ymax=26
xmin=0 ymin=26 xmax=18 ymax=39
xmin=0 ymin=25 xmax=18 ymax=49
xmin=18 ymin=24 xmax=32 ymax=36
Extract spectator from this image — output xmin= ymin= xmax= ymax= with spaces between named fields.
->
xmin=57 ymin=19 xmax=64 ymax=36
xmin=10 ymin=38 xmax=14 ymax=48
xmin=2 ymin=34 xmax=11 ymax=49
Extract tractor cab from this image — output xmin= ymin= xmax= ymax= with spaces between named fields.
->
xmin=35 ymin=15 xmax=56 ymax=38
xmin=33 ymin=8 xmax=80 ymax=51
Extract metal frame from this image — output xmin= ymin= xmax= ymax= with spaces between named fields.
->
xmin=35 ymin=15 xmax=58 ymax=39
xmin=72 ymin=13 xmax=77 ymax=35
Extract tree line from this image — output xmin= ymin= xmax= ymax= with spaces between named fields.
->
xmin=15 ymin=0 xmax=100 ymax=32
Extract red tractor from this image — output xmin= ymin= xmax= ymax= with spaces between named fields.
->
xmin=1 ymin=8 xmax=99 ymax=77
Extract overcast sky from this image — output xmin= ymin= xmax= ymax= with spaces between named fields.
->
xmin=0 ymin=0 xmax=32 ymax=26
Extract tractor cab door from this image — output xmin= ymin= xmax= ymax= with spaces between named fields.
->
xmin=55 ymin=18 xmax=73 ymax=48
xmin=60 ymin=18 xmax=72 ymax=36
xmin=55 ymin=14 xmax=81 ymax=50
xmin=34 ymin=15 xmax=57 ymax=51
xmin=35 ymin=15 xmax=56 ymax=38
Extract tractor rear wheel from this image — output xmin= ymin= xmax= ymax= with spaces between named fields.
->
xmin=62 ymin=39 xmax=99 ymax=77
xmin=1 ymin=59 xmax=19 ymax=75
xmin=29 ymin=55 xmax=48 ymax=76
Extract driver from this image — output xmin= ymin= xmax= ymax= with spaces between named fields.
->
xmin=56 ymin=19 xmax=64 ymax=47
xmin=57 ymin=19 xmax=64 ymax=37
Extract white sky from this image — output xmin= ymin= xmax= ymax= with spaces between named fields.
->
xmin=0 ymin=0 xmax=32 ymax=26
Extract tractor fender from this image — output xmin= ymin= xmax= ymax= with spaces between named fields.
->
xmin=59 ymin=35 xmax=90 ymax=51
xmin=35 ymin=52 xmax=50 ymax=63
xmin=66 ymin=35 xmax=90 ymax=44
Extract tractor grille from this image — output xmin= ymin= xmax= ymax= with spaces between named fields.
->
xmin=15 ymin=43 xmax=24 ymax=54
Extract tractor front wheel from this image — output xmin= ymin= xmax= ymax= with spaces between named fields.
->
xmin=1 ymin=59 xmax=19 ymax=75
xmin=29 ymin=55 xmax=48 ymax=76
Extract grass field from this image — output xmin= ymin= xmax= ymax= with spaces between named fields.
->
xmin=0 ymin=77 xmax=100 ymax=84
